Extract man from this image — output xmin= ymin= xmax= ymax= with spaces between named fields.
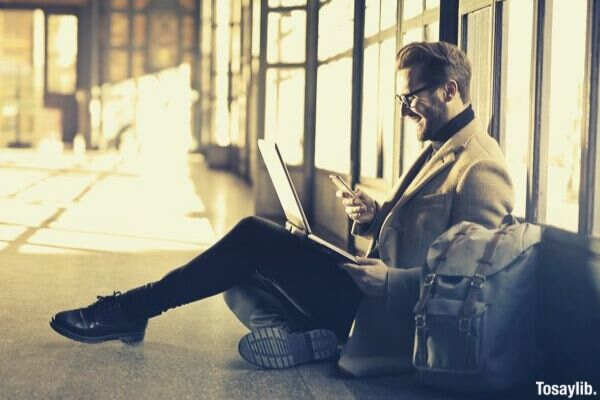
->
xmin=50 ymin=41 xmax=513 ymax=375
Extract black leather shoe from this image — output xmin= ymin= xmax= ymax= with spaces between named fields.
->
xmin=50 ymin=291 xmax=148 ymax=344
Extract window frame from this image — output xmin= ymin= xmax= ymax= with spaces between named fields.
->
xmin=356 ymin=0 xmax=397 ymax=186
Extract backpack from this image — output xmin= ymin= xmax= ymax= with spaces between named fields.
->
xmin=412 ymin=216 xmax=542 ymax=392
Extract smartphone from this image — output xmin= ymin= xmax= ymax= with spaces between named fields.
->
xmin=329 ymin=174 xmax=358 ymax=199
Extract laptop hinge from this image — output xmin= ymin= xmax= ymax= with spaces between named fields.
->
xmin=285 ymin=221 xmax=307 ymax=237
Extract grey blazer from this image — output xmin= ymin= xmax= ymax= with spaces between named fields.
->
xmin=338 ymin=119 xmax=514 ymax=376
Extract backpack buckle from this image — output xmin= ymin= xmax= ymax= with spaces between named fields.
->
xmin=458 ymin=317 xmax=471 ymax=332
xmin=415 ymin=314 xmax=426 ymax=328
xmin=470 ymin=273 xmax=486 ymax=288
xmin=423 ymin=273 xmax=436 ymax=286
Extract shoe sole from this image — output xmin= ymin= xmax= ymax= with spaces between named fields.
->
xmin=49 ymin=318 xmax=145 ymax=345
xmin=238 ymin=327 xmax=338 ymax=369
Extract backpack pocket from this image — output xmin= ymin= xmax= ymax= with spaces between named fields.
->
xmin=413 ymin=297 xmax=487 ymax=373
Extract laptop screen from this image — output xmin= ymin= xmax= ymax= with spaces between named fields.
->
xmin=257 ymin=139 xmax=310 ymax=232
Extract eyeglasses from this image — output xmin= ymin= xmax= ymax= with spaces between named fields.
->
xmin=395 ymin=82 xmax=439 ymax=109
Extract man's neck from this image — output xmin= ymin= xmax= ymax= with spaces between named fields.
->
xmin=429 ymin=104 xmax=474 ymax=149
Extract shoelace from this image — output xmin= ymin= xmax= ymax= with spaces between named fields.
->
xmin=91 ymin=291 xmax=123 ymax=322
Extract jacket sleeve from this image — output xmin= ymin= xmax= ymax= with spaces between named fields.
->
xmin=383 ymin=159 xmax=514 ymax=316
xmin=452 ymin=159 xmax=514 ymax=228
xmin=385 ymin=266 xmax=422 ymax=315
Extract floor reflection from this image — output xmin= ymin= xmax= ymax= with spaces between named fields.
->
xmin=0 ymin=148 xmax=215 ymax=255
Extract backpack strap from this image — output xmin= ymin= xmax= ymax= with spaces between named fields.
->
xmin=414 ymin=223 xmax=476 ymax=318
xmin=457 ymin=227 xmax=507 ymax=368
xmin=458 ymin=227 xmax=506 ymax=327
xmin=413 ymin=223 xmax=476 ymax=367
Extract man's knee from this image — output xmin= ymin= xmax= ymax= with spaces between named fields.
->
xmin=222 ymin=286 xmax=244 ymax=312
xmin=232 ymin=216 xmax=263 ymax=236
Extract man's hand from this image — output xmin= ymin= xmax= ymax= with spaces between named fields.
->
xmin=341 ymin=257 xmax=389 ymax=297
xmin=336 ymin=188 xmax=376 ymax=224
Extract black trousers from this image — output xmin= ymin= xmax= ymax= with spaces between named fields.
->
xmin=125 ymin=216 xmax=363 ymax=339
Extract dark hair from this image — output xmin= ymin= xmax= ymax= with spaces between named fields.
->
xmin=396 ymin=41 xmax=471 ymax=103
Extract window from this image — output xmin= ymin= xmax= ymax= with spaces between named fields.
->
xmin=267 ymin=10 xmax=306 ymax=64
xmin=315 ymin=59 xmax=353 ymax=172
xmin=462 ymin=6 xmax=492 ymax=131
xmin=359 ymin=0 xmax=396 ymax=183
xmin=314 ymin=0 xmax=354 ymax=172
xmin=500 ymin=0 xmax=534 ymax=218
xmin=47 ymin=15 xmax=78 ymax=94
xmin=264 ymin=3 xmax=307 ymax=165
xmin=265 ymin=68 xmax=305 ymax=165
xmin=544 ymin=0 xmax=587 ymax=231
xmin=398 ymin=3 xmax=439 ymax=177
xmin=400 ymin=28 xmax=424 ymax=175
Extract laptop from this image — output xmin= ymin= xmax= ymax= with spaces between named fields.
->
xmin=258 ymin=139 xmax=357 ymax=263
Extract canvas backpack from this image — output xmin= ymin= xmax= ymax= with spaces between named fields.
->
xmin=412 ymin=216 xmax=542 ymax=392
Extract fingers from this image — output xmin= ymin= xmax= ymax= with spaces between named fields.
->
xmin=345 ymin=205 xmax=365 ymax=214
xmin=355 ymin=189 xmax=374 ymax=207
xmin=354 ymin=256 xmax=378 ymax=265
xmin=340 ymin=263 xmax=365 ymax=275
xmin=335 ymin=190 xmax=355 ymax=199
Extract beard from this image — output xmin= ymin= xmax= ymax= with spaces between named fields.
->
xmin=416 ymin=99 xmax=449 ymax=142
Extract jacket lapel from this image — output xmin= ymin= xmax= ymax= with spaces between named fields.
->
xmin=393 ymin=120 xmax=480 ymax=211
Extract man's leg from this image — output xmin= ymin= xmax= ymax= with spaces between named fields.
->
xmin=51 ymin=216 xmax=361 ymax=350
xmin=223 ymin=273 xmax=312 ymax=333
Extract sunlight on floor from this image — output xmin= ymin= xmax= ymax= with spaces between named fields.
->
xmin=0 ymin=146 xmax=216 ymax=255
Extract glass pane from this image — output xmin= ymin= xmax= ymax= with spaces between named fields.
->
xmin=108 ymin=49 xmax=129 ymax=82
xmin=201 ymin=60 xmax=211 ymax=94
xmin=202 ymin=18 xmax=212 ymax=55
xmin=231 ymin=0 xmax=242 ymax=23
xmin=132 ymin=51 xmax=145 ymax=77
xmin=379 ymin=37 xmax=396 ymax=182
xmin=360 ymin=44 xmax=380 ymax=178
xmin=182 ymin=51 xmax=194 ymax=67
xmin=265 ymin=68 xmax=305 ymax=165
xmin=214 ymin=0 xmax=231 ymax=145
xmin=545 ymin=0 xmax=587 ymax=231
xmin=269 ymin=0 xmax=306 ymax=6
xmin=47 ymin=15 xmax=78 ymax=94
xmin=133 ymin=15 xmax=146 ymax=47
xmin=500 ymin=0 xmax=534 ymax=218
xmin=403 ymin=0 xmax=423 ymax=20
xmin=134 ymin=0 xmax=150 ymax=10
xmin=0 ymin=10 xmax=40 ymax=147
xmin=315 ymin=58 xmax=352 ymax=172
xmin=267 ymin=10 xmax=306 ymax=63
xmin=183 ymin=15 xmax=195 ymax=49
xmin=400 ymin=28 xmax=424 ymax=174
xmin=359 ymin=37 xmax=395 ymax=181
xmin=318 ymin=0 xmax=354 ymax=60
xmin=149 ymin=11 xmax=178 ymax=69
xmin=111 ymin=0 xmax=128 ymax=10
xmin=252 ymin=0 xmax=260 ymax=56
xmin=202 ymin=0 xmax=212 ymax=21
xmin=110 ymin=12 xmax=129 ymax=47
xmin=231 ymin=24 xmax=241 ymax=73
xmin=364 ymin=0 xmax=380 ymax=38
xmin=426 ymin=0 xmax=440 ymax=9
xmin=425 ymin=21 xmax=439 ymax=41
xmin=464 ymin=7 xmax=492 ymax=132
xmin=179 ymin=0 xmax=195 ymax=11
xmin=380 ymin=0 xmax=397 ymax=30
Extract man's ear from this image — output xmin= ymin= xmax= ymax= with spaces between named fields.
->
xmin=442 ymin=80 xmax=459 ymax=102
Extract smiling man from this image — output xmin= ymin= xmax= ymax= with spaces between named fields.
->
xmin=49 ymin=41 xmax=513 ymax=378
xmin=337 ymin=41 xmax=514 ymax=376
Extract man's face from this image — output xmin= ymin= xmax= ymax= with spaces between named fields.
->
xmin=397 ymin=67 xmax=449 ymax=142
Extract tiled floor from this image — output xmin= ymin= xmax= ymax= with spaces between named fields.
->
xmin=0 ymin=148 xmax=535 ymax=399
